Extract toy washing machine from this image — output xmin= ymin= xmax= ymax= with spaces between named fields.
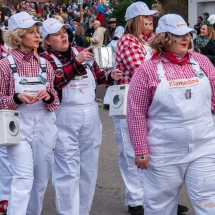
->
xmin=0 ymin=110 xmax=20 ymax=147
xmin=109 ymin=84 xmax=129 ymax=119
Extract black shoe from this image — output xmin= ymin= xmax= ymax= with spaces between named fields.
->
xmin=128 ymin=205 xmax=144 ymax=215
xmin=177 ymin=204 xmax=188 ymax=214
xmin=103 ymin=104 xmax=109 ymax=110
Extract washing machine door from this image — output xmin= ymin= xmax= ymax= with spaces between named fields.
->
xmin=111 ymin=92 xmax=124 ymax=109
xmin=7 ymin=119 xmax=19 ymax=136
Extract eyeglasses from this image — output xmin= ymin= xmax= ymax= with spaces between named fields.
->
xmin=27 ymin=30 xmax=40 ymax=36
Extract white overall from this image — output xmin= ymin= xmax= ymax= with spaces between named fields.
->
xmin=141 ymin=59 xmax=215 ymax=215
xmin=0 ymin=147 xmax=12 ymax=201
xmin=52 ymin=47 xmax=102 ymax=215
xmin=112 ymin=44 xmax=153 ymax=207
xmin=0 ymin=47 xmax=13 ymax=203
xmin=5 ymin=56 xmax=57 ymax=215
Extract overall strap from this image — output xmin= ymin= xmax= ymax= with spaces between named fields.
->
xmin=71 ymin=47 xmax=78 ymax=56
xmin=39 ymin=57 xmax=47 ymax=73
xmin=7 ymin=55 xmax=17 ymax=74
xmin=50 ymin=53 xmax=63 ymax=69
xmin=156 ymin=62 xmax=166 ymax=79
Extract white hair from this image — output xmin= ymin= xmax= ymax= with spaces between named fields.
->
xmin=94 ymin=20 xmax=101 ymax=26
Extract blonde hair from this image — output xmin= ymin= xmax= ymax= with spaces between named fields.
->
xmin=149 ymin=32 xmax=192 ymax=53
xmin=3 ymin=28 xmax=28 ymax=49
xmin=54 ymin=15 xmax=64 ymax=24
xmin=201 ymin=24 xmax=215 ymax=40
xmin=124 ymin=16 xmax=152 ymax=45
xmin=76 ymin=25 xmax=84 ymax=35
xmin=41 ymin=36 xmax=50 ymax=51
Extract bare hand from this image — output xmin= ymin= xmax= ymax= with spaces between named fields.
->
xmin=135 ymin=154 xmax=149 ymax=169
xmin=110 ymin=69 xmax=122 ymax=81
xmin=75 ymin=46 xmax=94 ymax=64
xmin=36 ymin=90 xmax=50 ymax=101
xmin=17 ymin=93 xmax=37 ymax=104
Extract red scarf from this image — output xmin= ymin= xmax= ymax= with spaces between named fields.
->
xmin=141 ymin=33 xmax=151 ymax=42
xmin=163 ymin=52 xmax=189 ymax=65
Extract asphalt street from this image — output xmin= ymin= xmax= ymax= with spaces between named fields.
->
xmin=41 ymin=85 xmax=195 ymax=215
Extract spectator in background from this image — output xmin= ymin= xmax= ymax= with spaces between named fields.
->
xmin=102 ymin=22 xmax=109 ymax=46
xmin=2 ymin=20 xmax=9 ymax=32
xmin=75 ymin=25 xmax=87 ymax=48
xmin=0 ymin=3 xmax=11 ymax=23
xmin=43 ymin=2 xmax=50 ymax=14
xmin=90 ymin=20 xmax=106 ymax=47
xmin=194 ymin=19 xmax=215 ymax=66
xmin=86 ymin=9 xmax=95 ymax=37
xmin=108 ymin=18 xmax=117 ymax=43
xmin=95 ymin=4 xmax=105 ymax=25
xmin=203 ymin=12 xmax=209 ymax=20
xmin=41 ymin=10 xmax=48 ymax=21
xmin=194 ymin=16 xmax=203 ymax=35
xmin=208 ymin=14 xmax=215 ymax=29
xmin=37 ymin=3 xmax=43 ymax=15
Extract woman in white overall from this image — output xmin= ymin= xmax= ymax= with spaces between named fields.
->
xmin=127 ymin=14 xmax=215 ymax=215
xmin=0 ymin=12 xmax=60 ymax=215
xmin=0 ymin=28 xmax=12 ymax=215
xmin=40 ymin=18 xmax=122 ymax=215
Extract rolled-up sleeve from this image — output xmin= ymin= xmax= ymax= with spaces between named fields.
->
xmin=0 ymin=58 xmax=19 ymax=110
xmin=127 ymin=64 xmax=152 ymax=155
xmin=44 ymin=60 xmax=60 ymax=112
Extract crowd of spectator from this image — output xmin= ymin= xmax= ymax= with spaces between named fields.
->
xmin=0 ymin=0 xmax=116 ymax=50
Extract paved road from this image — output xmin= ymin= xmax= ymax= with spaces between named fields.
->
xmin=41 ymin=85 xmax=195 ymax=215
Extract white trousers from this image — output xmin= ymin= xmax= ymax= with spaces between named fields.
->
xmin=142 ymin=122 xmax=215 ymax=215
xmin=6 ymin=112 xmax=57 ymax=215
xmin=112 ymin=117 xmax=143 ymax=206
xmin=0 ymin=147 xmax=12 ymax=201
xmin=53 ymin=103 xmax=102 ymax=215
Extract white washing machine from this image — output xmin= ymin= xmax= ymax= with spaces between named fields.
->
xmin=109 ymin=84 xmax=129 ymax=119
xmin=0 ymin=110 xmax=20 ymax=147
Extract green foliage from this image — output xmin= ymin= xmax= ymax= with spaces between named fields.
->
xmin=110 ymin=0 xmax=134 ymax=26
xmin=110 ymin=0 xmax=155 ymax=26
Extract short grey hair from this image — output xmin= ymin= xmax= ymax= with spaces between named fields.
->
xmin=94 ymin=20 xmax=101 ymax=26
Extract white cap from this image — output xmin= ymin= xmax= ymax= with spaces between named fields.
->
xmin=208 ymin=14 xmax=215 ymax=24
xmin=125 ymin=1 xmax=159 ymax=21
xmin=40 ymin=18 xmax=70 ymax=39
xmin=156 ymin=14 xmax=196 ymax=35
xmin=114 ymin=26 xmax=124 ymax=38
xmin=8 ymin=12 xmax=42 ymax=31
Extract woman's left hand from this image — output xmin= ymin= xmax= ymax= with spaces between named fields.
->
xmin=36 ymin=90 xmax=50 ymax=101
xmin=135 ymin=154 xmax=149 ymax=169
xmin=110 ymin=69 xmax=122 ymax=81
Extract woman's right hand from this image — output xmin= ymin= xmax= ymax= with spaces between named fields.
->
xmin=135 ymin=154 xmax=149 ymax=169
xmin=75 ymin=46 xmax=95 ymax=64
xmin=17 ymin=93 xmax=37 ymax=104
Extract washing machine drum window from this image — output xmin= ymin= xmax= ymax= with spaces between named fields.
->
xmin=7 ymin=119 xmax=19 ymax=136
xmin=112 ymin=92 xmax=124 ymax=109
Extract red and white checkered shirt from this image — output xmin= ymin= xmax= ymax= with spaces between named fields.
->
xmin=115 ymin=34 xmax=150 ymax=85
xmin=0 ymin=49 xmax=60 ymax=112
xmin=127 ymin=52 xmax=215 ymax=156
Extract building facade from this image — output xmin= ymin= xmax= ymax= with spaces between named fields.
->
xmin=189 ymin=0 xmax=215 ymax=30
